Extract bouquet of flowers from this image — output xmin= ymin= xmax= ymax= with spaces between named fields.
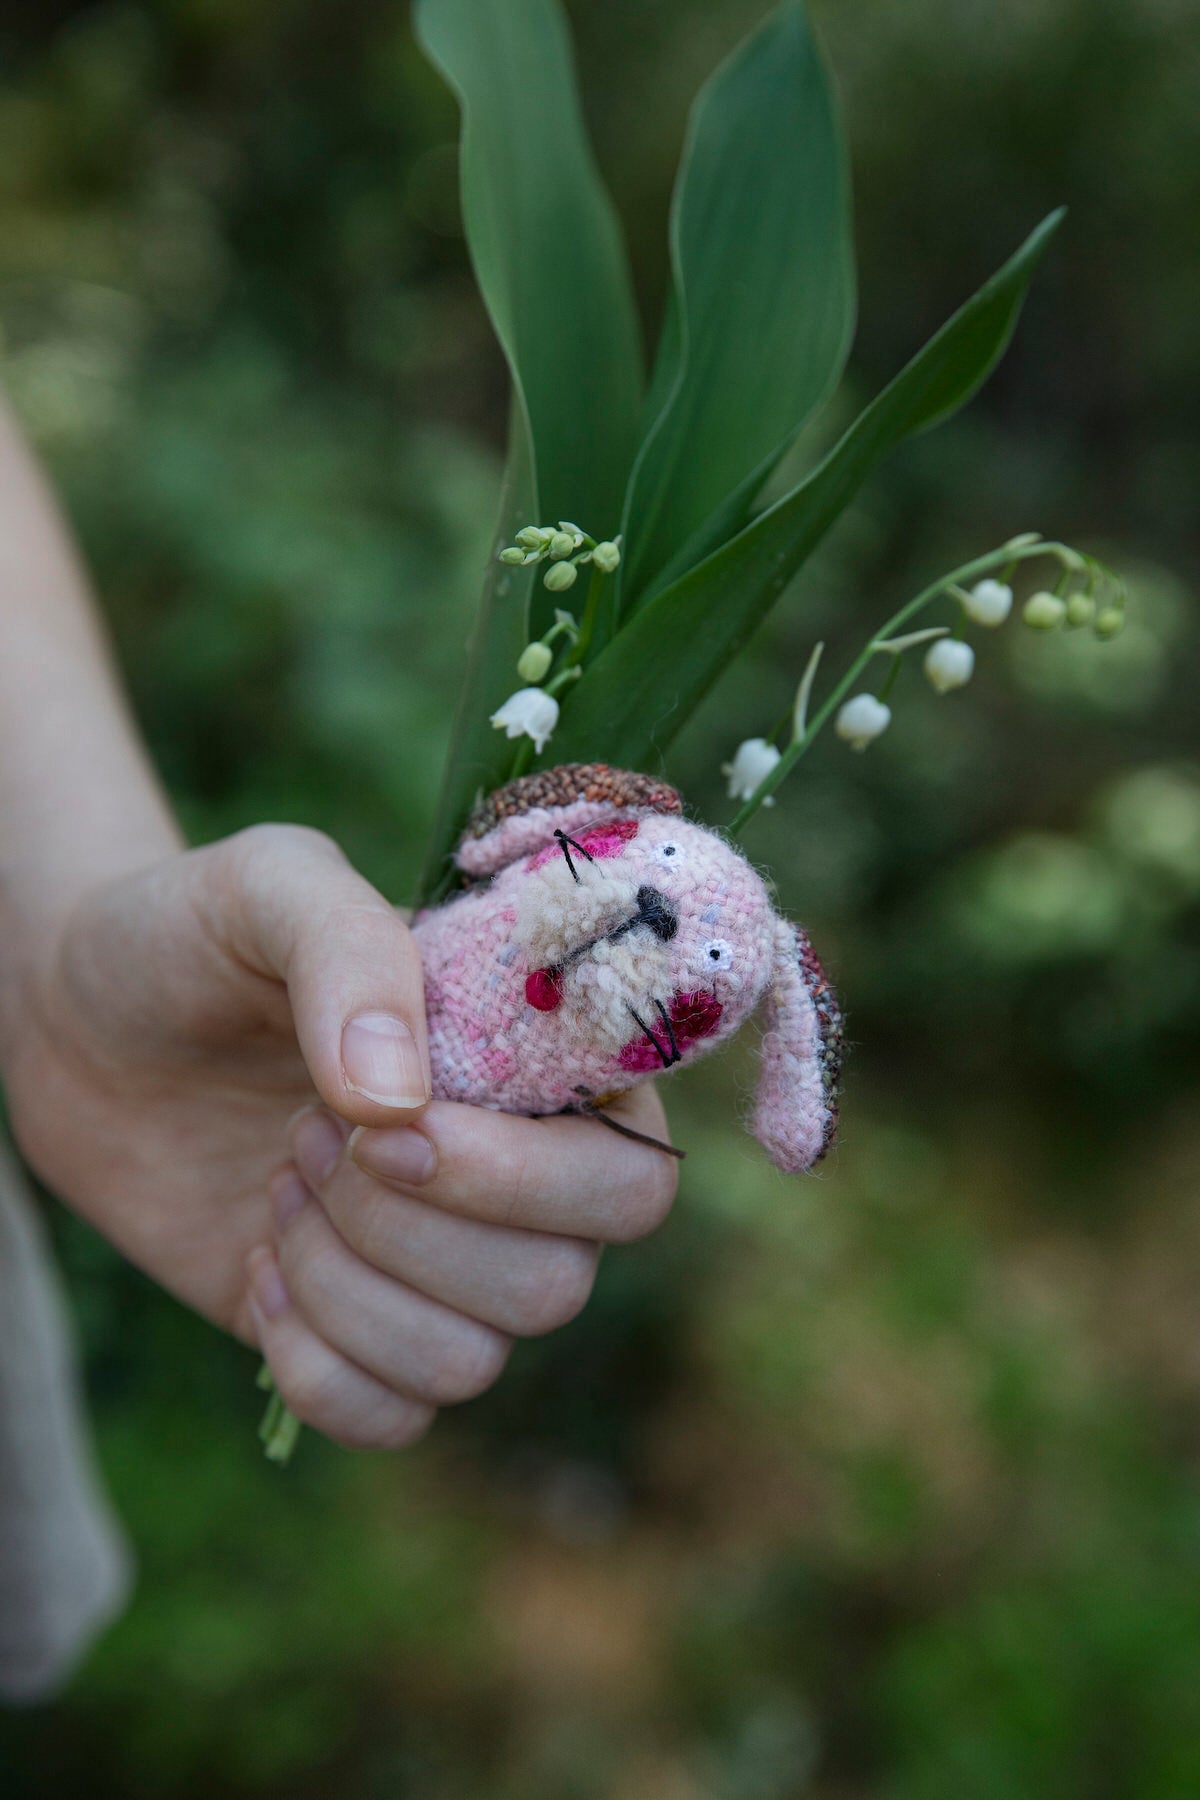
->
xmin=259 ymin=0 xmax=1123 ymax=1460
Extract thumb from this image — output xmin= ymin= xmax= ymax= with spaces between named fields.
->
xmin=208 ymin=824 xmax=431 ymax=1126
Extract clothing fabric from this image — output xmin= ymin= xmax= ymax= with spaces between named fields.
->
xmin=0 ymin=1130 xmax=131 ymax=1704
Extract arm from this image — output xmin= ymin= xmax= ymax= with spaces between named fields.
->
xmin=0 ymin=398 xmax=182 ymax=972
xmin=0 ymin=399 xmax=677 ymax=1448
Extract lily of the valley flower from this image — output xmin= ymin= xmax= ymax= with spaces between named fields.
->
xmin=490 ymin=687 xmax=559 ymax=752
xmin=1023 ymin=590 xmax=1067 ymax=630
xmin=723 ymin=737 xmax=782 ymax=804
xmin=923 ymin=637 xmax=976 ymax=694
xmin=963 ymin=578 xmax=1013 ymax=627
xmin=835 ymin=693 xmax=892 ymax=751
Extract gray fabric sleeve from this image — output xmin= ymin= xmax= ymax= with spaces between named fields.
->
xmin=0 ymin=1132 xmax=132 ymax=1704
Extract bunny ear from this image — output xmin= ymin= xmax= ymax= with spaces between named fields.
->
xmin=456 ymin=763 xmax=683 ymax=880
xmin=753 ymin=916 xmax=844 ymax=1173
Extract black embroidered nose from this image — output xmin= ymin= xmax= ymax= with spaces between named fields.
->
xmin=636 ymin=885 xmax=678 ymax=942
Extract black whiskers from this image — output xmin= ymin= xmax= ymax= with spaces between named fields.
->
xmin=628 ymin=1001 xmax=681 ymax=1069
xmin=554 ymin=828 xmax=596 ymax=884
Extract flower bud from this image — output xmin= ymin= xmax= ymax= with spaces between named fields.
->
xmin=516 ymin=641 xmax=554 ymax=683
xmin=835 ymin=693 xmax=892 ymax=752
xmin=516 ymin=526 xmax=550 ymax=549
xmin=1022 ymin=591 xmax=1067 ymax=631
xmin=923 ymin=638 xmax=975 ymax=694
xmin=592 ymin=540 xmax=621 ymax=573
xmin=963 ymin=578 xmax=1013 ymax=627
xmin=548 ymin=531 xmax=576 ymax=560
xmin=1065 ymin=592 xmax=1095 ymax=628
xmin=498 ymin=546 xmax=526 ymax=565
xmin=543 ymin=560 xmax=578 ymax=592
xmin=1094 ymin=607 xmax=1125 ymax=640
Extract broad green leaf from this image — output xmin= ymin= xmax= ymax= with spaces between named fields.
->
xmin=415 ymin=401 xmax=536 ymax=905
xmin=550 ymin=210 xmax=1064 ymax=771
xmin=414 ymin=0 xmax=642 ymax=898
xmin=414 ymin=0 xmax=641 ymax=553
xmin=618 ymin=1 xmax=855 ymax=611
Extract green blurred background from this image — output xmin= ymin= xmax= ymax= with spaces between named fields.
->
xmin=2 ymin=0 xmax=1199 ymax=1794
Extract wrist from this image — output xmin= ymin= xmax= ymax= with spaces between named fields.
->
xmin=0 ymin=796 xmax=182 ymax=1079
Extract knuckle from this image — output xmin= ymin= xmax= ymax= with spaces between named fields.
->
xmin=212 ymin=822 xmax=338 ymax=889
xmin=329 ymin=1399 xmax=436 ymax=1453
xmin=514 ymin=1240 xmax=599 ymax=1336
xmin=333 ymin=1184 xmax=392 ymax=1265
xmin=494 ymin=1139 xmax=540 ymax=1227
xmin=275 ymin=1356 xmax=342 ymax=1435
xmin=609 ymin=1154 xmax=679 ymax=1243
xmin=376 ymin=1400 xmax=437 ymax=1450
xmin=422 ymin=1321 xmax=511 ymax=1406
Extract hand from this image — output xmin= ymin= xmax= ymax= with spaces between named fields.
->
xmin=0 ymin=824 xmax=678 ymax=1448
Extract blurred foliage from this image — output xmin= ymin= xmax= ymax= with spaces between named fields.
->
xmin=1 ymin=0 xmax=1199 ymax=1795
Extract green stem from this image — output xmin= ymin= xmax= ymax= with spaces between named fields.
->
xmin=257 ymin=1366 xmax=303 ymax=1465
xmin=874 ymin=654 xmax=903 ymax=704
xmin=508 ymin=736 xmax=536 ymax=780
xmin=559 ymin=564 xmax=606 ymax=672
xmin=727 ymin=539 xmax=1076 ymax=837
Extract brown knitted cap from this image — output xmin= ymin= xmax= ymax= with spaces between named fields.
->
xmin=463 ymin=763 xmax=682 ymax=842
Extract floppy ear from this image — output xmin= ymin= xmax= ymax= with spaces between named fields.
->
xmin=753 ymin=916 xmax=844 ymax=1173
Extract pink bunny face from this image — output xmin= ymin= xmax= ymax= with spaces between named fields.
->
xmin=412 ymin=765 xmax=842 ymax=1172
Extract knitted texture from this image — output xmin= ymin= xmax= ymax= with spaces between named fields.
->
xmin=412 ymin=765 xmax=842 ymax=1172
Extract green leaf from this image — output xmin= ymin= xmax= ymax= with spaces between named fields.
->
xmin=413 ymin=0 xmax=643 ymax=899
xmin=415 ymin=402 xmax=536 ymax=905
xmin=414 ymin=0 xmax=641 ymax=548
xmin=550 ymin=210 xmax=1065 ymax=772
xmin=618 ymin=1 xmax=855 ymax=611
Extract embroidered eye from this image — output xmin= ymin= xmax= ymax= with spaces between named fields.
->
xmin=702 ymin=938 xmax=733 ymax=971
xmin=652 ymin=841 xmax=682 ymax=866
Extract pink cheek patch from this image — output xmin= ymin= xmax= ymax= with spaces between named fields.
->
xmin=618 ymin=988 xmax=723 ymax=1071
xmin=574 ymin=816 xmax=640 ymax=858
xmin=525 ymin=967 xmax=564 ymax=1011
xmin=527 ymin=815 xmax=640 ymax=870
xmin=671 ymin=990 xmax=724 ymax=1043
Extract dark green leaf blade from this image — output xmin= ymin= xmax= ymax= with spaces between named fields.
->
xmin=619 ymin=1 xmax=855 ymax=608
xmin=414 ymin=0 xmax=642 ymax=543
xmin=551 ymin=210 xmax=1064 ymax=771
xmin=414 ymin=0 xmax=644 ymax=898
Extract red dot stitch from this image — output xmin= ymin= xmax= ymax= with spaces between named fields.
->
xmin=525 ymin=967 xmax=564 ymax=1011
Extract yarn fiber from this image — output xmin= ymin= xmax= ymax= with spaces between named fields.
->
xmin=412 ymin=763 xmax=841 ymax=1172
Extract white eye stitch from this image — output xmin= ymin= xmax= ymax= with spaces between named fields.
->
xmin=652 ymin=841 xmax=682 ymax=865
xmin=702 ymin=938 xmax=733 ymax=971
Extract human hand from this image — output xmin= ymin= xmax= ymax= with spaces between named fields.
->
xmin=0 ymin=825 xmax=678 ymax=1448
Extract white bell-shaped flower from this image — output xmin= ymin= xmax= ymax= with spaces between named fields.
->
xmin=923 ymin=638 xmax=975 ymax=694
xmin=490 ymin=687 xmax=559 ymax=753
xmin=835 ymin=693 xmax=892 ymax=752
xmin=964 ymin=578 xmax=1013 ymax=627
xmin=722 ymin=737 xmax=782 ymax=804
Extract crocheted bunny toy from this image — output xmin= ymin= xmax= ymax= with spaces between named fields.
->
xmin=412 ymin=764 xmax=843 ymax=1172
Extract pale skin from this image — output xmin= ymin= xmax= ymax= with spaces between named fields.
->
xmin=0 ymin=399 xmax=678 ymax=1449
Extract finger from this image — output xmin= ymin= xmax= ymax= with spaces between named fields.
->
xmin=269 ymin=1168 xmax=513 ymax=1406
xmin=288 ymin=1106 xmax=601 ymax=1337
xmin=203 ymin=824 xmax=431 ymax=1126
xmin=246 ymin=1247 xmax=435 ymax=1451
xmin=348 ymin=1084 xmax=679 ymax=1244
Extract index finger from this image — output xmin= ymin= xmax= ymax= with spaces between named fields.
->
xmin=348 ymin=1086 xmax=679 ymax=1244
